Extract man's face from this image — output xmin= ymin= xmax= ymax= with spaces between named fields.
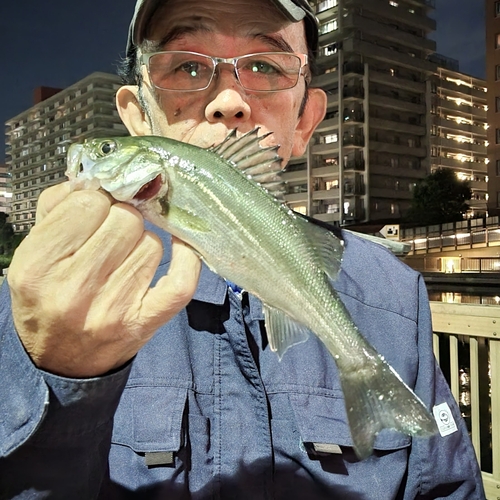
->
xmin=119 ymin=0 xmax=326 ymax=165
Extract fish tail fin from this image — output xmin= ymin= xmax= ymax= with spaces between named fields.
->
xmin=339 ymin=354 xmax=438 ymax=460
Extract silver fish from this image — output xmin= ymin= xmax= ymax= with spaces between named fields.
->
xmin=66 ymin=129 xmax=437 ymax=459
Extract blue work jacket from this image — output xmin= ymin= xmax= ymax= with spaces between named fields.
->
xmin=0 ymin=227 xmax=485 ymax=499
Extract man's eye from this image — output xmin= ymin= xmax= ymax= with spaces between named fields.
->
xmin=248 ymin=61 xmax=279 ymax=74
xmin=178 ymin=62 xmax=205 ymax=78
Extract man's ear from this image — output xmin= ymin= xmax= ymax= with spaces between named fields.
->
xmin=291 ymin=88 xmax=327 ymax=157
xmin=116 ymin=85 xmax=152 ymax=136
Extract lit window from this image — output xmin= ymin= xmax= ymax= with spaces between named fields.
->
xmin=319 ymin=20 xmax=337 ymax=34
xmin=324 ymin=134 xmax=338 ymax=144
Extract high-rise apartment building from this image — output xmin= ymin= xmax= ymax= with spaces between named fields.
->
xmin=5 ymin=72 xmax=127 ymax=233
xmin=486 ymin=0 xmax=500 ymax=216
xmin=0 ymin=164 xmax=12 ymax=214
xmin=284 ymin=0 xmax=437 ymax=225
xmin=430 ymin=55 xmax=488 ymax=218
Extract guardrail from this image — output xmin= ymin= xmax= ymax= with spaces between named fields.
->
xmin=430 ymin=302 xmax=500 ymax=499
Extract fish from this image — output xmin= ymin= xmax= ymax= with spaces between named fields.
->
xmin=65 ymin=129 xmax=437 ymax=459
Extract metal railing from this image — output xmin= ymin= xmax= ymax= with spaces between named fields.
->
xmin=431 ymin=302 xmax=500 ymax=499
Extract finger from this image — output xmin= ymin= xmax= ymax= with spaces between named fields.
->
xmin=136 ymin=236 xmax=201 ymax=334
xmin=72 ymin=202 xmax=145 ymax=280
xmin=15 ymin=190 xmax=113 ymax=273
xmin=36 ymin=182 xmax=72 ymax=224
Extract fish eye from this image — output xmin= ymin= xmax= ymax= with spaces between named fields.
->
xmin=98 ymin=140 xmax=116 ymax=156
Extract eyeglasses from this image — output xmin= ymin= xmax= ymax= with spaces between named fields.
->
xmin=140 ymin=51 xmax=309 ymax=92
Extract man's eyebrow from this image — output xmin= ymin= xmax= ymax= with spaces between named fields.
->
xmin=143 ymin=27 xmax=295 ymax=54
xmin=254 ymin=34 xmax=295 ymax=53
xmin=150 ymin=24 xmax=213 ymax=50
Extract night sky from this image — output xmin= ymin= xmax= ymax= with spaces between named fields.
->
xmin=0 ymin=0 xmax=485 ymax=162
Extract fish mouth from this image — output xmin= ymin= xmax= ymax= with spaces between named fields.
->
xmin=133 ymin=174 xmax=163 ymax=201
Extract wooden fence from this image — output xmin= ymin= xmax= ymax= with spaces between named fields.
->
xmin=431 ymin=302 xmax=500 ymax=499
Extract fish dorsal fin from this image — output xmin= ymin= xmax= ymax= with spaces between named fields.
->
xmin=209 ymin=128 xmax=285 ymax=199
xmin=295 ymin=215 xmax=344 ymax=281
xmin=264 ymin=304 xmax=310 ymax=360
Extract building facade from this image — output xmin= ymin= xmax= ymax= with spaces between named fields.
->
xmin=429 ymin=56 xmax=488 ymax=218
xmin=284 ymin=0 xmax=437 ymax=225
xmin=5 ymin=72 xmax=127 ymax=233
xmin=486 ymin=0 xmax=500 ymax=216
xmin=0 ymin=164 xmax=12 ymax=215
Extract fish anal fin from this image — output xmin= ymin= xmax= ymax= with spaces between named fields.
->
xmin=264 ymin=305 xmax=310 ymax=360
xmin=338 ymin=353 xmax=438 ymax=460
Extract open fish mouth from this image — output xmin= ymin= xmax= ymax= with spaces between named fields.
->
xmin=133 ymin=174 xmax=163 ymax=201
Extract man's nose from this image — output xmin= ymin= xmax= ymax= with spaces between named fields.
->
xmin=204 ymin=68 xmax=251 ymax=126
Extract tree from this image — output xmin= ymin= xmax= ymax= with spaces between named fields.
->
xmin=0 ymin=213 xmax=24 ymax=268
xmin=405 ymin=168 xmax=472 ymax=226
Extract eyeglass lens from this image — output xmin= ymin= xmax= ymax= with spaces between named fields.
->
xmin=146 ymin=52 xmax=302 ymax=91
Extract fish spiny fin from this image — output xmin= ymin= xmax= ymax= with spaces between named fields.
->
xmin=338 ymin=348 xmax=438 ymax=459
xmin=264 ymin=304 xmax=310 ymax=360
xmin=295 ymin=216 xmax=344 ymax=281
xmin=209 ymin=128 xmax=285 ymax=198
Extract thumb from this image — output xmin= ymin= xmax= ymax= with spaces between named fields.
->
xmin=139 ymin=236 xmax=201 ymax=332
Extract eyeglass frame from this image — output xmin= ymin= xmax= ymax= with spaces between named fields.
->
xmin=140 ymin=50 xmax=311 ymax=92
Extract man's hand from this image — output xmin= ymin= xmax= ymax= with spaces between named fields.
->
xmin=8 ymin=182 xmax=201 ymax=378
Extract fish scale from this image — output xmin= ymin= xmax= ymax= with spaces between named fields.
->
xmin=66 ymin=128 xmax=437 ymax=459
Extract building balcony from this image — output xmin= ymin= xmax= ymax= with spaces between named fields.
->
xmin=369 ymin=70 xmax=426 ymax=94
xmin=312 ymin=189 xmax=340 ymax=201
xmin=433 ymin=137 xmax=486 ymax=155
xmin=370 ymin=94 xmax=425 ymax=114
xmin=370 ymin=187 xmax=413 ymax=200
xmin=439 ymin=79 xmax=487 ymax=100
xmin=344 ymin=12 xmax=436 ymax=52
xmin=284 ymin=192 xmax=307 ymax=204
xmin=315 ymin=117 xmax=340 ymax=134
xmin=282 ymin=169 xmax=307 ymax=183
xmin=347 ymin=0 xmax=436 ymax=31
xmin=313 ymin=211 xmax=341 ymax=224
xmin=353 ymin=39 xmax=436 ymax=73
xmin=370 ymin=117 xmax=425 ymax=135
xmin=370 ymin=140 xmax=427 ymax=157
xmin=432 ymin=156 xmax=487 ymax=173
xmin=435 ymin=118 xmax=487 ymax=138
xmin=312 ymin=71 xmax=339 ymax=91
xmin=312 ymin=142 xmax=340 ymax=155
xmin=437 ymin=98 xmax=487 ymax=119
xmin=470 ymin=180 xmax=488 ymax=191
xmin=314 ymin=165 xmax=340 ymax=177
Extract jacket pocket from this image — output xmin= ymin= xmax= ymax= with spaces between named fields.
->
xmin=288 ymin=392 xmax=411 ymax=454
xmin=112 ymin=385 xmax=188 ymax=455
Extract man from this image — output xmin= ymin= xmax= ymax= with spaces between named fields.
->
xmin=0 ymin=0 xmax=485 ymax=498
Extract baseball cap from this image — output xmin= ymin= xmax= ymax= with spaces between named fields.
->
xmin=126 ymin=0 xmax=319 ymax=58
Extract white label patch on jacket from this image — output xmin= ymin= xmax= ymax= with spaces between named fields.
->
xmin=433 ymin=402 xmax=458 ymax=437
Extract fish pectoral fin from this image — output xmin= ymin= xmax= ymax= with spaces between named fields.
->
xmin=264 ymin=305 xmax=310 ymax=360
xmin=169 ymin=205 xmax=211 ymax=233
